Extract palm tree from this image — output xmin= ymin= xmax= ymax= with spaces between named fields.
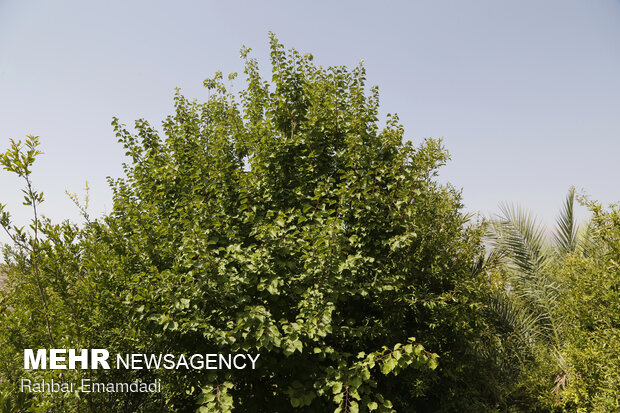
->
xmin=486 ymin=187 xmax=592 ymax=395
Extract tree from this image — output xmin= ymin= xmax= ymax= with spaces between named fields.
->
xmin=488 ymin=188 xmax=579 ymax=348
xmin=1 ymin=34 xmax=496 ymax=412
xmin=485 ymin=188 xmax=610 ymax=410
xmin=554 ymin=202 xmax=620 ymax=412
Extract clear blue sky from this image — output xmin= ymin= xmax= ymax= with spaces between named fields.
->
xmin=1 ymin=0 xmax=619 ymax=243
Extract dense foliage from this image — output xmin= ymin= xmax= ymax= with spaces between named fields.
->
xmin=555 ymin=203 xmax=620 ymax=412
xmin=0 ymin=36 xmax=617 ymax=412
xmin=485 ymin=190 xmax=620 ymax=412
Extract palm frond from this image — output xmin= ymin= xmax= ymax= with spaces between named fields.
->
xmin=516 ymin=276 xmax=563 ymax=345
xmin=471 ymin=247 xmax=505 ymax=277
xmin=489 ymin=291 xmax=541 ymax=350
xmin=554 ymin=187 xmax=578 ymax=255
xmin=490 ymin=203 xmax=550 ymax=276
xmin=487 ymin=203 xmax=564 ymax=346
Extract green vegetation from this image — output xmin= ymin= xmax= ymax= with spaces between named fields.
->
xmin=485 ymin=188 xmax=619 ymax=411
xmin=0 ymin=35 xmax=618 ymax=412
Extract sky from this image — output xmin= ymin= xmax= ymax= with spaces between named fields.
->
xmin=0 ymin=0 xmax=619 ymax=244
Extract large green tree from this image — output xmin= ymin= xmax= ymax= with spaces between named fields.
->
xmin=1 ymin=35 xmax=500 ymax=412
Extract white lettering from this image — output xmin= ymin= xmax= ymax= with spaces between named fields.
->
xmin=24 ymin=349 xmax=46 ymax=369
xmin=116 ymin=354 xmax=130 ymax=369
xmin=219 ymin=354 xmax=231 ymax=369
xmin=91 ymin=349 xmax=110 ymax=369
xmin=176 ymin=354 xmax=188 ymax=369
xmin=247 ymin=353 xmax=260 ymax=369
xmin=49 ymin=349 xmax=67 ymax=369
xmin=131 ymin=353 xmax=143 ymax=369
xmin=20 ymin=378 xmax=31 ymax=391
xmin=163 ymin=354 xmax=175 ymax=369
xmin=233 ymin=354 xmax=246 ymax=369
xmin=189 ymin=354 xmax=203 ymax=369
xmin=68 ymin=349 xmax=89 ymax=369
xmin=205 ymin=354 xmax=216 ymax=369
xmin=81 ymin=378 xmax=91 ymax=392
xmin=144 ymin=354 xmax=162 ymax=369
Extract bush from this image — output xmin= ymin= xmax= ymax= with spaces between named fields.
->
xmin=556 ymin=204 xmax=620 ymax=412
